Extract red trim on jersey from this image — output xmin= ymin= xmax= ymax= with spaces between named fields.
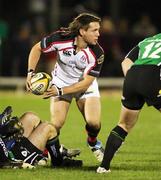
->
xmin=89 ymin=48 xmax=97 ymax=60
xmin=86 ymin=63 xmax=96 ymax=75
xmin=42 ymin=40 xmax=73 ymax=52
xmin=82 ymin=49 xmax=89 ymax=64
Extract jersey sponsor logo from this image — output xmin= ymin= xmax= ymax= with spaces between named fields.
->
xmin=97 ymin=55 xmax=104 ymax=64
xmin=21 ymin=150 xmax=28 ymax=157
xmin=69 ymin=60 xmax=75 ymax=64
xmin=68 ymin=60 xmax=76 ymax=68
xmin=63 ymin=50 xmax=72 ymax=56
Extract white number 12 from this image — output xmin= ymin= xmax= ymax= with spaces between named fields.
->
xmin=142 ymin=42 xmax=161 ymax=59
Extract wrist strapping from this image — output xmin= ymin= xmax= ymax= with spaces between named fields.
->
xmin=53 ymin=85 xmax=64 ymax=96
xmin=27 ymin=69 xmax=35 ymax=76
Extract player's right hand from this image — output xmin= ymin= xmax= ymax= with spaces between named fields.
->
xmin=26 ymin=71 xmax=35 ymax=91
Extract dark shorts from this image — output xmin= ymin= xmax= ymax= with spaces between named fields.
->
xmin=11 ymin=137 xmax=44 ymax=165
xmin=122 ymin=65 xmax=161 ymax=110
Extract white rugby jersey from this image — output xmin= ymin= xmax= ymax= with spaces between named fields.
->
xmin=41 ymin=31 xmax=104 ymax=85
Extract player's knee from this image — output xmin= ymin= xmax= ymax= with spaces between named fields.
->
xmin=44 ymin=123 xmax=57 ymax=138
xmin=20 ymin=112 xmax=41 ymax=127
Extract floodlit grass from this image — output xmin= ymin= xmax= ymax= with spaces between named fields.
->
xmin=0 ymin=91 xmax=161 ymax=180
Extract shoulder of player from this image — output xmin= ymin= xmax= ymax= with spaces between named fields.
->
xmin=88 ymin=43 xmax=104 ymax=58
xmin=46 ymin=30 xmax=74 ymax=43
xmin=41 ymin=31 xmax=74 ymax=49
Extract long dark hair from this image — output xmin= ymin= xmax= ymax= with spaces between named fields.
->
xmin=61 ymin=13 xmax=101 ymax=36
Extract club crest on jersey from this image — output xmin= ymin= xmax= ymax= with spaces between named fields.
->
xmin=80 ymin=55 xmax=86 ymax=63
xmin=63 ymin=50 xmax=72 ymax=56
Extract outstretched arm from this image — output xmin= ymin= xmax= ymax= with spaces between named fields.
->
xmin=43 ymin=74 xmax=95 ymax=98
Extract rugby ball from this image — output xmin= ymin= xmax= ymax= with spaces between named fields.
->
xmin=30 ymin=72 xmax=51 ymax=95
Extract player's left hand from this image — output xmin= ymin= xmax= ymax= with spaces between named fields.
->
xmin=43 ymin=86 xmax=58 ymax=99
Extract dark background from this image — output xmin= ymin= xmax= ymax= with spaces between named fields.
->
xmin=0 ymin=0 xmax=161 ymax=77
xmin=0 ymin=0 xmax=160 ymax=28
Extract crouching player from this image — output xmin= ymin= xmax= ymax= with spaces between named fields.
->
xmin=0 ymin=106 xmax=82 ymax=168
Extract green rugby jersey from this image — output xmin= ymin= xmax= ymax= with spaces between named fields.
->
xmin=134 ymin=33 xmax=161 ymax=66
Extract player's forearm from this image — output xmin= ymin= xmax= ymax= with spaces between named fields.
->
xmin=52 ymin=76 xmax=95 ymax=96
xmin=28 ymin=42 xmax=41 ymax=71
xmin=62 ymin=75 xmax=95 ymax=94
xmin=44 ymin=75 xmax=95 ymax=98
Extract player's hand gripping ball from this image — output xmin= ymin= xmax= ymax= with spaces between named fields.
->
xmin=30 ymin=72 xmax=51 ymax=95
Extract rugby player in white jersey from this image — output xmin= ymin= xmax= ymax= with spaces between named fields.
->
xmin=26 ymin=13 xmax=105 ymax=163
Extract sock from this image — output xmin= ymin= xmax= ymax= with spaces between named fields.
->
xmin=46 ymin=136 xmax=63 ymax=166
xmin=0 ymin=138 xmax=9 ymax=162
xmin=43 ymin=148 xmax=49 ymax=158
xmin=86 ymin=124 xmax=100 ymax=146
xmin=87 ymin=137 xmax=97 ymax=146
xmin=100 ymin=126 xmax=128 ymax=170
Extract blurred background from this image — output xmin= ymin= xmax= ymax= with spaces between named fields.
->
xmin=0 ymin=0 xmax=160 ymax=81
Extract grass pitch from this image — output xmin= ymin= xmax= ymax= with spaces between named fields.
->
xmin=0 ymin=91 xmax=161 ymax=180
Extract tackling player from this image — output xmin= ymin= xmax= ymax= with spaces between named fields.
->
xmin=26 ymin=13 xmax=105 ymax=162
xmin=0 ymin=106 xmax=82 ymax=168
xmin=97 ymin=33 xmax=161 ymax=173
